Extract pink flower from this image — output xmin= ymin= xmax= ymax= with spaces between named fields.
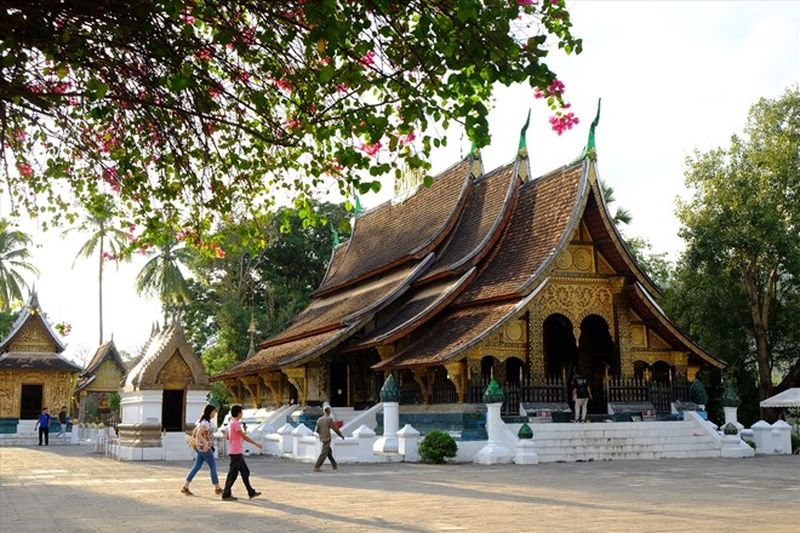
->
xmin=13 ymin=130 xmax=26 ymax=143
xmin=358 ymin=50 xmax=376 ymax=67
xmin=238 ymin=70 xmax=251 ymax=83
xmin=209 ymin=86 xmax=220 ymax=99
xmin=547 ymin=79 xmax=565 ymax=96
xmin=284 ymin=118 xmax=301 ymax=130
xmin=274 ymin=78 xmax=293 ymax=92
xmin=52 ymin=81 xmax=72 ymax=94
xmin=180 ymin=8 xmax=195 ymax=24
xmin=360 ymin=141 xmax=382 ymax=156
xmin=335 ymin=83 xmax=349 ymax=93
xmin=16 ymin=162 xmax=33 ymax=178
xmin=194 ymin=48 xmax=212 ymax=61
xmin=548 ymin=112 xmax=579 ymax=135
xmin=399 ymin=132 xmax=416 ymax=146
xmin=534 ymin=88 xmax=545 ymax=99
xmin=517 ymin=0 xmax=534 ymax=6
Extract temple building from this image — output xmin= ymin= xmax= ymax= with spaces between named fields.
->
xmin=74 ymin=340 xmax=127 ymax=422
xmin=117 ymin=321 xmax=210 ymax=460
xmin=0 ymin=293 xmax=80 ymax=435
xmin=214 ymin=121 xmax=724 ymax=417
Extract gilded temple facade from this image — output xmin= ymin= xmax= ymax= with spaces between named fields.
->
xmin=215 ymin=141 xmax=723 ymax=415
xmin=0 ymin=294 xmax=80 ymax=434
xmin=74 ymin=340 xmax=128 ymax=422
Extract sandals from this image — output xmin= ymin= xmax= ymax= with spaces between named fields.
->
xmin=181 ymin=486 xmax=193 ymax=496
xmin=215 ymin=487 xmax=223 ymax=495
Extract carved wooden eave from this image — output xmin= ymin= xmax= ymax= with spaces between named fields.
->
xmin=628 ymin=282 xmax=724 ymax=369
xmin=282 ymin=366 xmax=307 ymax=405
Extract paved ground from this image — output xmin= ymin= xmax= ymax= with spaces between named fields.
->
xmin=1 ymin=446 xmax=798 ymax=532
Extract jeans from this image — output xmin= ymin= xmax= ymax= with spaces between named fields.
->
xmin=38 ymin=427 xmax=49 ymax=445
xmin=222 ymin=454 xmax=255 ymax=497
xmin=186 ymin=449 xmax=219 ymax=485
xmin=314 ymin=440 xmax=337 ymax=469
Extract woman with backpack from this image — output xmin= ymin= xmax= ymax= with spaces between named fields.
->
xmin=181 ymin=404 xmax=223 ymax=496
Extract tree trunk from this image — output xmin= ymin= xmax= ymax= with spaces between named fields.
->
xmin=98 ymin=233 xmax=104 ymax=345
xmin=740 ymin=264 xmax=777 ymax=407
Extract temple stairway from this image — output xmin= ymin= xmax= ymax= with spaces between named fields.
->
xmin=520 ymin=420 xmax=721 ymax=462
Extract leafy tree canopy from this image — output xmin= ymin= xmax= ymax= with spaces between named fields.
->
xmin=1 ymin=0 xmax=580 ymax=251
xmin=673 ymin=86 xmax=800 ymax=401
xmin=182 ymin=201 xmax=349 ymax=407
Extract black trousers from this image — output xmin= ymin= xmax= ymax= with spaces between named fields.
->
xmin=38 ymin=427 xmax=49 ymax=445
xmin=222 ymin=454 xmax=255 ymax=497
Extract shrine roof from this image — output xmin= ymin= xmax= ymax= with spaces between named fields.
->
xmin=0 ymin=351 xmax=81 ymax=372
xmin=627 ymin=283 xmax=725 ymax=368
xmin=260 ymin=256 xmax=433 ymax=348
xmin=373 ymin=299 xmax=525 ymax=370
xmin=454 ymin=160 xmax=587 ymax=305
xmin=0 ymin=292 xmax=66 ymax=354
xmin=123 ymin=321 xmax=208 ymax=390
xmin=315 ymin=159 xmax=471 ymax=295
xmin=214 ymin=327 xmax=351 ymax=379
xmin=344 ymin=268 xmax=476 ymax=350
xmin=417 ymin=162 xmax=517 ymax=282
xmin=82 ymin=340 xmax=126 ymax=377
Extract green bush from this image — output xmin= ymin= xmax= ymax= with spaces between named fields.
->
xmin=791 ymin=433 xmax=800 ymax=455
xmin=418 ymin=430 xmax=457 ymax=464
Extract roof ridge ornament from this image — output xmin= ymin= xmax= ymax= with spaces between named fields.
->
xmin=469 ymin=141 xmax=483 ymax=179
xmin=517 ymin=109 xmax=531 ymax=181
xmin=583 ymin=98 xmax=601 ymax=160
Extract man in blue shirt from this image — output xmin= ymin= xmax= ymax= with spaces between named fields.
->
xmin=35 ymin=407 xmax=50 ymax=446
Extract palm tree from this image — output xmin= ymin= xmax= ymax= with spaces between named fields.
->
xmin=601 ymin=181 xmax=632 ymax=226
xmin=135 ymin=238 xmax=193 ymax=322
xmin=0 ymin=220 xmax=38 ymax=310
xmin=68 ymin=213 xmax=130 ymax=345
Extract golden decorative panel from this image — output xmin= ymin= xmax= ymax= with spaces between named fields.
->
xmin=8 ymin=319 xmax=57 ymax=354
xmin=89 ymin=360 xmax=125 ymax=391
xmin=649 ymin=332 xmax=670 ymax=349
xmin=0 ymin=370 xmax=76 ymax=418
xmin=156 ymin=351 xmax=194 ymax=389
xmin=630 ymin=324 xmax=647 ymax=347
xmin=596 ymin=253 xmax=616 ymax=275
xmin=282 ymin=366 xmax=308 ymax=405
xmin=553 ymin=245 xmax=595 ymax=274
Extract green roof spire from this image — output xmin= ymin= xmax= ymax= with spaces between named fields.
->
xmin=354 ymin=193 xmax=363 ymax=216
xmin=518 ymin=109 xmax=531 ymax=157
xmin=330 ymin=222 xmax=340 ymax=247
xmin=585 ymin=98 xmax=601 ymax=157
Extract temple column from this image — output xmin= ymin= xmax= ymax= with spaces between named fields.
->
xmin=444 ymin=360 xmax=467 ymax=403
xmin=527 ymin=308 xmax=545 ymax=383
xmin=613 ymin=293 xmax=634 ymax=378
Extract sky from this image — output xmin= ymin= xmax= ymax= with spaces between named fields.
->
xmin=4 ymin=1 xmax=799 ymax=367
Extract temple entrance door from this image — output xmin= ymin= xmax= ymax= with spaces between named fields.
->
xmin=161 ymin=390 xmax=184 ymax=431
xmin=330 ymin=362 xmax=349 ymax=407
xmin=543 ymin=314 xmax=578 ymax=378
xmin=20 ymin=384 xmax=43 ymax=419
xmin=578 ymin=315 xmax=618 ymax=414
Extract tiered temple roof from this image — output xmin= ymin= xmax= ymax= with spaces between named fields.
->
xmin=75 ymin=339 xmax=127 ymax=393
xmin=0 ymin=293 xmax=80 ymax=372
xmin=216 ymin=141 xmax=722 ymax=381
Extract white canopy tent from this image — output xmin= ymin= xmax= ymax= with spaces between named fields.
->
xmin=759 ymin=388 xmax=800 ymax=408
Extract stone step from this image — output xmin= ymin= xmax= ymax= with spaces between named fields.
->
xmin=532 ymin=436 xmax=717 ymax=447
xmin=536 ymin=449 xmax=721 ymax=462
xmin=534 ymin=442 xmax=719 ymax=455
